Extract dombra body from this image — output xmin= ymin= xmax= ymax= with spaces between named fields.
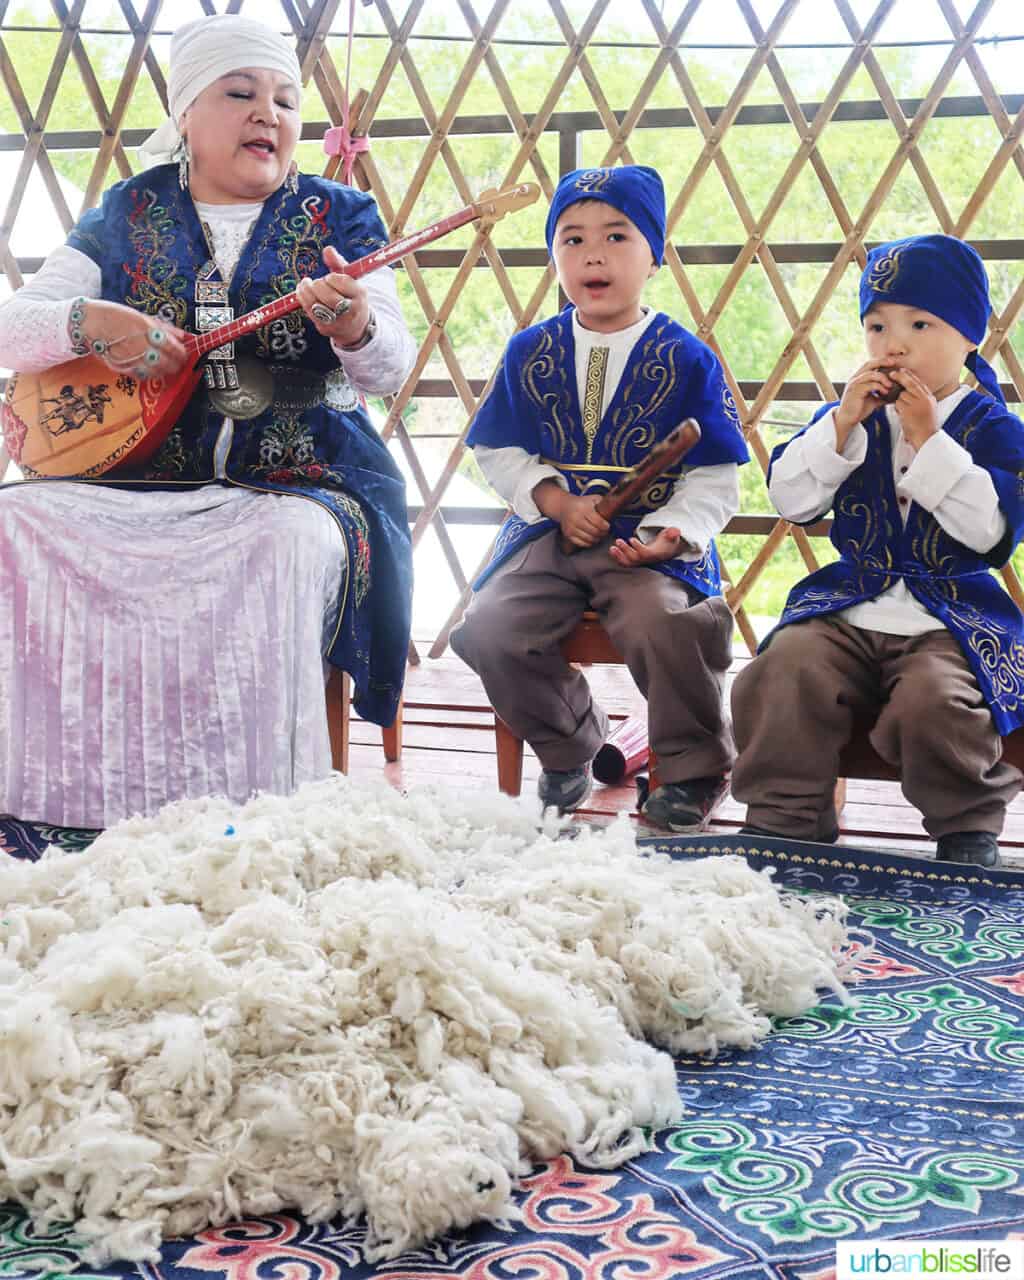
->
xmin=3 ymin=184 xmax=539 ymax=479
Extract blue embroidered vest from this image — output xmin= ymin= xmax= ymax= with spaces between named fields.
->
xmin=58 ymin=164 xmax=411 ymax=727
xmin=769 ymin=393 xmax=1024 ymax=734
xmin=468 ymin=309 xmax=748 ymax=594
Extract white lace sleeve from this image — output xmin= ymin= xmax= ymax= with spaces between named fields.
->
xmin=331 ymin=266 xmax=417 ymax=396
xmin=0 ymin=245 xmax=102 ymax=372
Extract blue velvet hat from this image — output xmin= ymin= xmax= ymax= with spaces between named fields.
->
xmin=859 ymin=233 xmax=1003 ymax=403
xmin=545 ymin=165 xmax=666 ymax=264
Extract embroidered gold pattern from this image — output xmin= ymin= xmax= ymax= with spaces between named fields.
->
xmin=865 ymin=244 xmax=904 ymax=295
xmin=910 ymin=520 xmax=959 ymax=587
xmin=582 ymin=346 xmax=609 ymax=463
xmin=522 ymin=327 xmax=580 ymax=460
xmin=722 ymin=384 xmax=741 ymax=430
xmin=608 ymin=322 xmax=679 ymax=463
xmin=954 ymin=599 xmax=1024 ymax=715
xmin=522 ymin=316 xmax=689 ymax=499
xmin=573 ymin=168 xmax=613 ymax=194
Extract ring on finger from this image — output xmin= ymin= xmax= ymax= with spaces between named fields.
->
xmin=310 ymin=301 xmax=335 ymax=326
xmin=332 ymin=296 xmax=351 ymax=319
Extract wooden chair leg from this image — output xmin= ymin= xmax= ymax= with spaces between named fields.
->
xmin=647 ymin=746 xmax=660 ymax=793
xmin=834 ymin=777 xmax=848 ymax=816
xmin=382 ymin=699 xmax=403 ymax=762
xmin=326 ymin=667 xmax=351 ymax=774
xmin=495 ymin=717 xmax=525 ymax=796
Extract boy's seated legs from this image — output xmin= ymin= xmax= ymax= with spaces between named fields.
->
xmin=450 ymin=536 xmax=609 ymax=810
xmin=731 ymin=617 xmax=880 ymax=842
xmin=589 ymin=551 xmax=734 ymax=831
xmin=870 ymin=629 xmax=1018 ymax=862
xmin=733 ymin=619 xmax=1019 ymax=861
xmin=452 ymin=530 xmax=735 ymax=824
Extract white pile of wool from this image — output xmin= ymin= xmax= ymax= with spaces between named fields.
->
xmin=0 ymin=775 xmax=851 ymax=1265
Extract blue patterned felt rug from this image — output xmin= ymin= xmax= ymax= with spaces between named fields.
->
xmin=2 ymin=819 xmax=1023 ymax=1279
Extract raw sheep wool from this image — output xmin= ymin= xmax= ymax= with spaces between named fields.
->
xmin=0 ymin=775 xmax=852 ymax=1264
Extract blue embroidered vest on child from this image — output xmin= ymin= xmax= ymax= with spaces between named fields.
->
xmin=768 ymin=393 xmax=1024 ymax=734
xmin=468 ymin=309 xmax=749 ymax=596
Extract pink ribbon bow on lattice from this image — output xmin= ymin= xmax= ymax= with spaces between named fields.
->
xmin=323 ymin=0 xmax=369 ymax=186
xmin=324 ymin=118 xmax=369 ymax=186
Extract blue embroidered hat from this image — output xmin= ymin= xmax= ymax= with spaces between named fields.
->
xmin=545 ymin=165 xmax=666 ymax=264
xmin=859 ymin=233 xmax=1003 ymax=403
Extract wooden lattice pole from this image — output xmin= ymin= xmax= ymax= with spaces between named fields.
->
xmin=748 ymin=0 xmax=994 ymax=425
xmin=81 ymin=0 xmax=163 ymax=210
xmin=50 ymin=0 xmax=133 ymax=200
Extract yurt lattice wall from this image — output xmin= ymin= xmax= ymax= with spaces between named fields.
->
xmin=2 ymin=0 xmax=1022 ymax=662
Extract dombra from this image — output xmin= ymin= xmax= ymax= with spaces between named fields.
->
xmin=3 ymin=183 xmax=539 ymax=479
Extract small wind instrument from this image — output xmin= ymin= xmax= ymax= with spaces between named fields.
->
xmin=559 ymin=417 xmax=702 ymax=554
xmin=3 ymin=183 xmax=540 ymax=479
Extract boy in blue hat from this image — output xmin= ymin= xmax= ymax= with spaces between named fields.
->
xmin=731 ymin=233 xmax=1024 ymax=866
xmin=451 ymin=165 xmax=749 ymax=829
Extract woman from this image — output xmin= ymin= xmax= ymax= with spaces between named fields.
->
xmin=0 ymin=14 xmax=417 ymax=828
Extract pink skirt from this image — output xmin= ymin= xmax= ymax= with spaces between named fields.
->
xmin=0 ymin=482 xmax=344 ymax=826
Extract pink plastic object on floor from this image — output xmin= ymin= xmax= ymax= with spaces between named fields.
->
xmin=593 ymin=715 xmax=649 ymax=784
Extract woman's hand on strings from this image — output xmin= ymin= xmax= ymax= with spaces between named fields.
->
xmin=81 ymin=300 xmax=189 ymax=381
xmin=297 ymin=245 xmax=372 ymax=348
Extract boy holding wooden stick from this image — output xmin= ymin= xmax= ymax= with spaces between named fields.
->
xmin=451 ymin=165 xmax=748 ymax=829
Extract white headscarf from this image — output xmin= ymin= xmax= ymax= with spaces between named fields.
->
xmin=139 ymin=14 xmax=303 ymax=168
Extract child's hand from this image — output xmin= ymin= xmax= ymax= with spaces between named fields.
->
xmin=888 ymin=368 xmax=939 ymax=450
xmin=609 ymin=527 xmax=684 ymax=567
xmin=532 ymin=482 xmax=610 ymax=548
xmin=557 ymin=493 xmax=610 ymax=548
xmin=834 ymin=359 xmax=900 ymax=445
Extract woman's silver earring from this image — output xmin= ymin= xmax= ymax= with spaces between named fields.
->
xmin=176 ymin=138 xmax=190 ymax=190
xmin=286 ymin=161 xmax=299 ymax=196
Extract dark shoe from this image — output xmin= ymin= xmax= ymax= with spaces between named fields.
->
xmin=641 ymin=775 xmax=729 ymax=834
xmin=537 ymin=764 xmax=592 ymax=814
xmin=936 ymin=831 xmax=1000 ymax=867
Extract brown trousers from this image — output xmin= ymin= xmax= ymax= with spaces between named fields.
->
xmin=450 ymin=530 xmax=735 ymax=782
xmin=731 ymin=615 xmax=1022 ymax=840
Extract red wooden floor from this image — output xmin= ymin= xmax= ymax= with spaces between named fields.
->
xmin=348 ymin=645 xmax=1024 ymax=869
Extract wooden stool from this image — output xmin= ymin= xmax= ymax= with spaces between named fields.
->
xmin=325 ymin=667 xmax=403 ymax=773
xmin=834 ymin=723 xmax=1024 ymax=813
xmin=494 ymin=611 xmax=658 ymax=796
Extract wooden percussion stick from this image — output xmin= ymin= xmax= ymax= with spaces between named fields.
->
xmin=558 ymin=418 xmax=701 ymax=555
